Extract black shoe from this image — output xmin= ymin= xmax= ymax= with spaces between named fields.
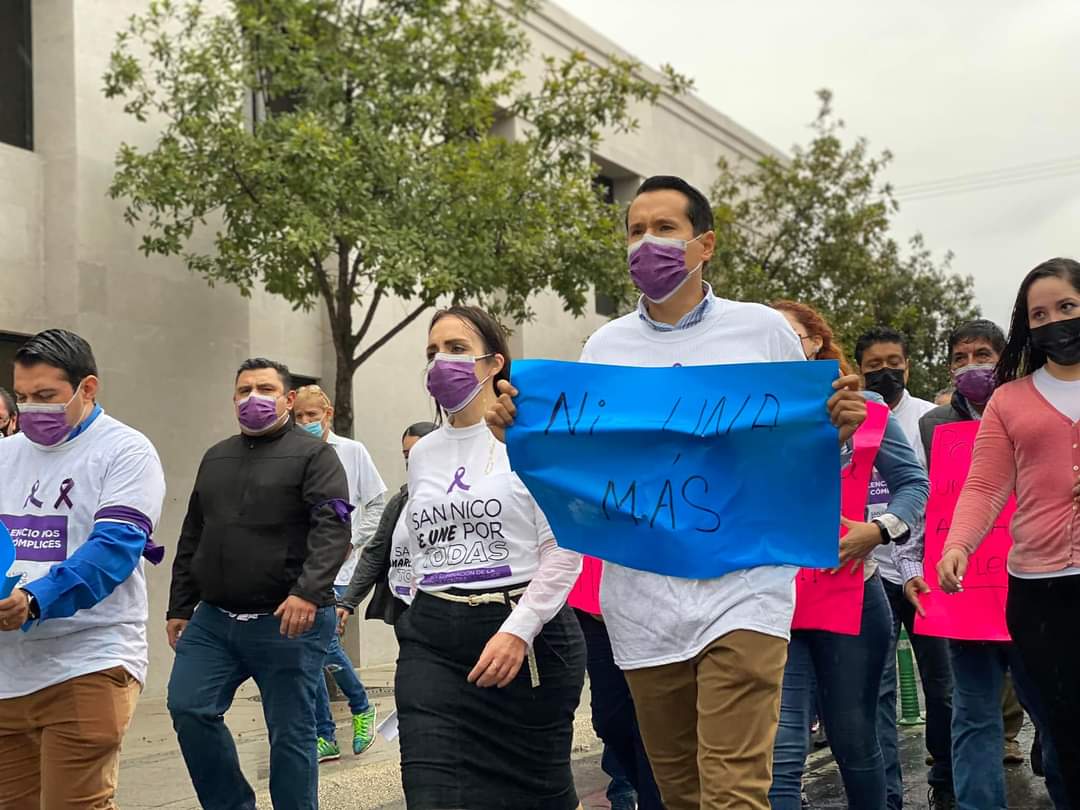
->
xmin=1031 ymin=730 xmax=1044 ymax=778
xmin=929 ymin=787 xmax=957 ymax=809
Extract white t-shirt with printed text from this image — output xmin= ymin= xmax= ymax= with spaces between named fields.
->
xmin=579 ymin=299 xmax=807 ymax=670
xmin=387 ymin=509 xmax=414 ymax=604
xmin=407 ymin=422 xmax=550 ymax=591
xmin=0 ymin=413 xmax=166 ymax=697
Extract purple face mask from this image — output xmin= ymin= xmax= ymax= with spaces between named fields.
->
xmin=19 ymin=385 xmax=81 ymax=447
xmin=627 ymin=233 xmax=702 ymax=303
xmin=952 ymin=363 xmax=997 ymax=404
xmin=426 ymin=353 xmax=492 ymax=414
xmin=237 ymin=394 xmax=282 ymax=434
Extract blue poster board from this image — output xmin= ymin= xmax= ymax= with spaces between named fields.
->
xmin=506 ymin=359 xmax=841 ymax=579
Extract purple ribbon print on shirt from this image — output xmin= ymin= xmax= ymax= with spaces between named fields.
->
xmin=447 ymin=467 xmax=472 ymax=495
xmin=53 ymin=479 xmax=75 ymax=509
xmin=23 ymin=481 xmax=43 ymax=509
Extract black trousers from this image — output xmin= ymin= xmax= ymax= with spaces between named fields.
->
xmin=575 ymin=610 xmax=665 ymax=810
xmin=395 ymin=591 xmax=586 ymax=810
xmin=1007 ymin=573 xmax=1080 ymax=808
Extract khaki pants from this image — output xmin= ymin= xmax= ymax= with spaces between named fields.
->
xmin=1002 ymin=672 xmax=1024 ymax=742
xmin=625 ymin=630 xmax=788 ymax=810
xmin=0 ymin=667 xmax=140 ymax=810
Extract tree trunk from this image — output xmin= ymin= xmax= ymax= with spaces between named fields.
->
xmin=332 ymin=337 xmax=355 ymax=438
xmin=328 ymin=246 xmax=357 ymax=438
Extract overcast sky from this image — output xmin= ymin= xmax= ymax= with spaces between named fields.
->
xmin=557 ymin=0 xmax=1080 ymax=331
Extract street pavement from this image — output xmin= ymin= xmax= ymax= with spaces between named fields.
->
xmin=117 ymin=663 xmax=1057 ymax=809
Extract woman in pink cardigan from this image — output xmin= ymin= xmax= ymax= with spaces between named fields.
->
xmin=939 ymin=257 xmax=1080 ymax=807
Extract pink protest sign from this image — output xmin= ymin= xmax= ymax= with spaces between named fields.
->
xmin=914 ymin=421 xmax=1014 ymax=642
xmin=567 ymin=555 xmax=602 ymax=615
xmin=792 ymin=401 xmax=889 ymax=635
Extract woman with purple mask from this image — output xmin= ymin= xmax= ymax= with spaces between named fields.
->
xmin=393 ymin=305 xmax=586 ymax=810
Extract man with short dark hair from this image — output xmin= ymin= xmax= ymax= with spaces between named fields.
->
xmin=487 ymin=175 xmax=869 ymax=810
xmin=0 ymin=386 xmax=18 ymax=436
xmin=855 ymin=326 xmax=955 ymax=809
xmin=0 ymin=328 xmax=166 ymax=807
xmin=167 ymin=357 xmax=352 ymax=810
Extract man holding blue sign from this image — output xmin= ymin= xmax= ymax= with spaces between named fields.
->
xmin=0 ymin=329 xmax=166 ymax=808
xmin=487 ymin=176 xmax=867 ymax=810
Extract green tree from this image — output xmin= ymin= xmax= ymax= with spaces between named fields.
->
xmin=104 ymin=0 xmax=688 ymax=434
xmin=711 ymin=90 xmax=978 ymax=398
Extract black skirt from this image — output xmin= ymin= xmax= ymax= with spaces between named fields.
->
xmin=394 ymin=589 xmax=586 ymax=810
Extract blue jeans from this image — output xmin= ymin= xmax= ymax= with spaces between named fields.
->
xmin=949 ymin=640 xmax=1070 ymax=810
xmin=770 ymin=572 xmax=892 ymax=810
xmin=878 ymin=577 xmax=954 ymax=808
xmin=167 ymin=603 xmax=335 ymax=810
xmin=315 ymin=586 xmax=370 ymax=740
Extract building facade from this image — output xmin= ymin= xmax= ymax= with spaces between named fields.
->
xmin=0 ymin=0 xmax=780 ymax=696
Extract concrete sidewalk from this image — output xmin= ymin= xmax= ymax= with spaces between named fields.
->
xmin=117 ymin=665 xmax=610 ymax=810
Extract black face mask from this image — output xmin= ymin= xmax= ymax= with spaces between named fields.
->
xmin=864 ymin=367 xmax=906 ymax=404
xmin=1031 ymin=318 xmax=1080 ymax=366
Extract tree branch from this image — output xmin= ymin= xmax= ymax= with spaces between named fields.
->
xmin=352 ymin=285 xmax=384 ymax=348
xmin=348 ymin=246 xmax=364 ymax=290
xmin=353 ymin=301 xmax=430 ymax=369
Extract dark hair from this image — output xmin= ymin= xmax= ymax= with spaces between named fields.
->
xmin=947 ymin=319 xmax=1006 ymax=357
xmin=15 ymin=329 xmax=98 ymax=388
xmin=627 ymin=175 xmax=714 ymax=236
xmin=0 ymin=387 xmax=16 ymax=419
xmin=428 ymin=306 xmax=512 ymax=423
xmin=854 ymin=326 xmax=909 ymax=365
xmin=769 ymin=300 xmax=854 ymax=376
xmin=402 ymin=421 xmax=437 ymax=441
xmin=997 ymin=257 xmax=1080 ymax=385
xmin=236 ymin=357 xmax=292 ymax=391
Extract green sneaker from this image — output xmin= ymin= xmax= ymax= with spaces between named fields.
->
xmin=317 ymin=736 xmax=341 ymax=763
xmin=352 ymin=706 xmax=377 ymax=754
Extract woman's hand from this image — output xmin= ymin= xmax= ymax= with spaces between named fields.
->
xmin=467 ymin=632 xmax=527 ymax=688
xmin=937 ymin=548 xmax=969 ymax=594
xmin=835 ymin=517 xmax=881 ymax=573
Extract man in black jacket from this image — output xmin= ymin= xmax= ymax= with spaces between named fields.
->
xmin=166 ymin=358 xmax=351 ymax=810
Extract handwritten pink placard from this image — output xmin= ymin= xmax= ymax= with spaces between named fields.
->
xmin=567 ymin=555 xmax=603 ymax=615
xmin=792 ymin=401 xmax=889 ymax=635
xmin=914 ymin=421 xmax=1014 ymax=642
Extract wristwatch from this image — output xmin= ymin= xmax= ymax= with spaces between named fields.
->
xmin=872 ymin=513 xmax=911 ymax=545
xmin=20 ymin=589 xmax=40 ymax=620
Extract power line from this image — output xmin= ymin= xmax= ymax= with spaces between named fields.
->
xmin=894 ymin=153 xmax=1080 ymax=195
xmin=893 ymin=164 xmax=1080 ymax=203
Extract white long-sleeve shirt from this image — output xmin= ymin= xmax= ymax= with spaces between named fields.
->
xmin=405 ymin=420 xmax=581 ymax=646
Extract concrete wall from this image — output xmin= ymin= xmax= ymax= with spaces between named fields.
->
xmin=0 ymin=0 xmax=779 ymax=695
